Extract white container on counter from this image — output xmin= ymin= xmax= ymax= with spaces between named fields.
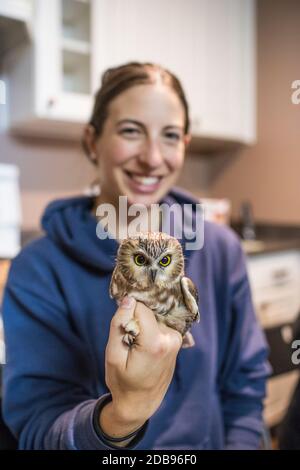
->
xmin=200 ymin=198 xmax=231 ymax=225
xmin=0 ymin=163 xmax=21 ymax=258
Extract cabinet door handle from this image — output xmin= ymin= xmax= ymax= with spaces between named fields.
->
xmin=47 ymin=98 xmax=57 ymax=109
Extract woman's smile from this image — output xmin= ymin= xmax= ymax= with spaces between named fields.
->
xmin=123 ymin=169 xmax=164 ymax=194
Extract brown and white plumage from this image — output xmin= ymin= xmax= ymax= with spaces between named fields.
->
xmin=109 ymin=232 xmax=200 ymax=347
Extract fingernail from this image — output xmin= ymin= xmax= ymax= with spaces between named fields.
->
xmin=120 ymin=296 xmax=135 ymax=308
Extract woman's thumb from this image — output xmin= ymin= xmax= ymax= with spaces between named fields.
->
xmin=107 ymin=296 xmax=137 ymax=356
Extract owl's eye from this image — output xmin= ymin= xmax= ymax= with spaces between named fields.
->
xmin=134 ymin=254 xmax=146 ymax=266
xmin=159 ymin=255 xmax=172 ymax=267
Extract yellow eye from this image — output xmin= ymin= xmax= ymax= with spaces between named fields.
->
xmin=159 ymin=255 xmax=171 ymax=267
xmin=134 ymin=254 xmax=146 ymax=266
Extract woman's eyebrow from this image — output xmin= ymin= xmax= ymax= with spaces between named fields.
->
xmin=164 ymin=125 xmax=184 ymax=132
xmin=116 ymin=119 xmax=145 ymax=128
xmin=116 ymin=119 xmax=183 ymax=132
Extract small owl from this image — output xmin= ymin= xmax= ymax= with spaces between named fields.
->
xmin=109 ymin=232 xmax=200 ymax=348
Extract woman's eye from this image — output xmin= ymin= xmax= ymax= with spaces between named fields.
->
xmin=159 ymin=255 xmax=172 ymax=267
xmin=134 ymin=254 xmax=146 ymax=266
xmin=165 ymin=132 xmax=181 ymax=142
xmin=120 ymin=127 xmax=140 ymax=137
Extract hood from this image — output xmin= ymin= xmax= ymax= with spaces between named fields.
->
xmin=41 ymin=187 xmax=202 ymax=273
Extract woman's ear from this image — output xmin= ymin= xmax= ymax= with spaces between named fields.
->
xmin=183 ymin=133 xmax=192 ymax=148
xmin=82 ymin=124 xmax=98 ymax=166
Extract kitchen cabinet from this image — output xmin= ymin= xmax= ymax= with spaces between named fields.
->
xmin=247 ymin=250 xmax=300 ymax=329
xmin=3 ymin=0 xmax=256 ymax=146
xmin=4 ymin=0 xmax=95 ymax=139
xmin=195 ymin=0 xmax=256 ymax=144
xmin=246 ymin=250 xmax=300 ymax=428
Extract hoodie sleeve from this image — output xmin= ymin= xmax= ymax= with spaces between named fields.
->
xmin=217 ymin=230 xmax=271 ymax=450
xmin=1 ymin=244 xmax=146 ymax=450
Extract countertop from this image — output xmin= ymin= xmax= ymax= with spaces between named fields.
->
xmin=242 ymin=239 xmax=300 ymax=256
xmin=232 ymin=222 xmax=300 ymax=256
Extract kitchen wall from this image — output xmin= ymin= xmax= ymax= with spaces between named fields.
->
xmin=0 ymin=133 xmax=96 ymax=229
xmin=209 ymin=0 xmax=300 ymax=224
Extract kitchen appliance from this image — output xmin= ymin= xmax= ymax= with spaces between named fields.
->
xmin=240 ymin=200 xmax=256 ymax=240
xmin=0 ymin=163 xmax=21 ymax=258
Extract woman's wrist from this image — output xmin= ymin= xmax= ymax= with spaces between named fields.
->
xmin=100 ymin=400 xmax=147 ymax=440
xmin=92 ymin=395 xmax=148 ymax=448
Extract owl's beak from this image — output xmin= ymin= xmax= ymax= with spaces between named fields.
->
xmin=149 ymin=269 xmax=157 ymax=283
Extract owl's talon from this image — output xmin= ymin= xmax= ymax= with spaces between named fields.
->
xmin=123 ymin=333 xmax=136 ymax=347
xmin=122 ymin=319 xmax=140 ymax=337
xmin=121 ymin=318 xmax=140 ymax=347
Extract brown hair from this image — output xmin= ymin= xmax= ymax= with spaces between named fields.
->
xmin=82 ymin=61 xmax=190 ymax=165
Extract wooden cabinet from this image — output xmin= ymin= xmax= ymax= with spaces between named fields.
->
xmin=3 ymin=0 xmax=256 ymax=146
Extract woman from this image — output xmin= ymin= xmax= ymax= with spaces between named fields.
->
xmin=2 ymin=62 xmax=270 ymax=450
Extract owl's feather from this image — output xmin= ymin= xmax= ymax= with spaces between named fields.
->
xmin=109 ymin=232 xmax=200 ymax=347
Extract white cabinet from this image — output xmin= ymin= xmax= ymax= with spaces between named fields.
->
xmin=196 ymin=0 xmax=256 ymax=143
xmin=4 ymin=0 xmax=256 ymax=145
xmin=94 ymin=0 xmax=256 ymax=145
xmin=4 ymin=0 xmax=94 ymax=139
xmin=247 ymin=250 xmax=300 ymax=329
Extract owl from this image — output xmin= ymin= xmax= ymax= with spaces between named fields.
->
xmin=109 ymin=232 xmax=200 ymax=348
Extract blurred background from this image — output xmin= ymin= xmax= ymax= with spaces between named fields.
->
xmin=0 ymin=0 xmax=300 ymax=449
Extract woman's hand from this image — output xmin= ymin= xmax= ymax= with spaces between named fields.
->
xmin=99 ymin=296 xmax=182 ymax=441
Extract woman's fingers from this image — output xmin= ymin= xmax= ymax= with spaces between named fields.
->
xmin=157 ymin=321 xmax=183 ymax=352
xmin=134 ymin=302 xmax=182 ymax=353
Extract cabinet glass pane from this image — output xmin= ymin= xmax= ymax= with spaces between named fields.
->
xmin=62 ymin=50 xmax=90 ymax=94
xmin=62 ymin=0 xmax=90 ymax=42
xmin=61 ymin=0 xmax=91 ymax=94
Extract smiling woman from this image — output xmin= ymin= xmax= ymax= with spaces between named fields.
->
xmin=1 ymin=61 xmax=270 ymax=451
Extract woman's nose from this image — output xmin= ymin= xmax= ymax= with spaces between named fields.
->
xmin=138 ymin=141 xmax=164 ymax=169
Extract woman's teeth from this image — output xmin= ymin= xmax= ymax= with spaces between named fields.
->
xmin=127 ymin=172 xmax=161 ymax=186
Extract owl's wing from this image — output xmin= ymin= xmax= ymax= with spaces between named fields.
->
xmin=109 ymin=267 xmax=128 ymax=302
xmin=180 ymin=276 xmax=200 ymax=323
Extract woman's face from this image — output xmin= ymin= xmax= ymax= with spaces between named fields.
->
xmin=85 ymin=83 xmax=191 ymax=207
